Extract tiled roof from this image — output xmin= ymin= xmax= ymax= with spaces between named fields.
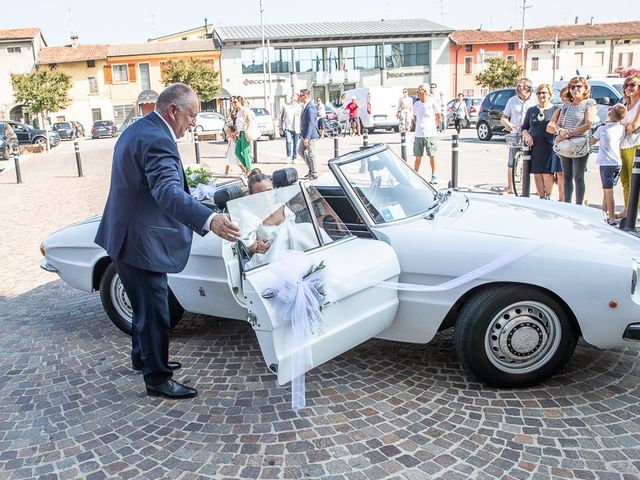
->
xmin=450 ymin=21 xmax=640 ymax=44
xmin=217 ymin=19 xmax=451 ymax=43
xmin=108 ymin=39 xmax=217 ymax=57
xmin=38 ymin=44 xmax=109 ymax=64
xmin=0 ymin=28 xmax=41 ymax=41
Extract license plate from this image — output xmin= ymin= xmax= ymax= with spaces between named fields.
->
xmin=374 ymin=115 xmax=387 ymax=120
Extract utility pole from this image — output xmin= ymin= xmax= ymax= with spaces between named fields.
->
xmin=521 ymin=0 xmax=527 ymax=76
xmin=259 ymin=0 xmax=268 ymax=109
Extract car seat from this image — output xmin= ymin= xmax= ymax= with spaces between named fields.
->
xmin=271 ymin=167 xmax=298 ymax=188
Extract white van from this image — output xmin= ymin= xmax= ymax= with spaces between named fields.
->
xmin=552 ymin=78 xmax=624 ymax=123
xmin=339 ymin=86 xmax=404 ymax=132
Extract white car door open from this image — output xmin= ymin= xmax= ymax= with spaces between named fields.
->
xmin=224 ymin=183 xmax=400 ymax=385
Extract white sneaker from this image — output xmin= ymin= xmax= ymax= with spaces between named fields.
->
xmin=431 ymin=175 xmax=438 ymax=184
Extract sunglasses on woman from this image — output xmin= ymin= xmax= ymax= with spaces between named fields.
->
xmin=569 ymin=85 xmax=584 ymax=90
xmin=625 ymin=83 xmax=639 ymax=89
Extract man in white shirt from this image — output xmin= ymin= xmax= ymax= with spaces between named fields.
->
xmin=501 ymin=77 xmax=536 ymax=194
xmin=413 ymin=84 xmax=442 ymax=183
xmin=279 ymin=94 xmax=302 ymax=163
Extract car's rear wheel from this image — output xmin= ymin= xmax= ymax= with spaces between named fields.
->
xmin=476 ymin=121 xmax=492 ymax=141
xmin=454 ymin=285 xmax=578 ymax=387
xmin=99 ymin=263 xmax=184 ymax=335
xmin=33 ymin=137 xmax=47 ymax=148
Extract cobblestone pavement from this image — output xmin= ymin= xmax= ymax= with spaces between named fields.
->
xmin=1 ymin=132 xmax=639 ymax=479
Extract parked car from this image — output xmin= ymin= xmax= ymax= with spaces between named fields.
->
xmin=250 ymin=107 xmax=276 ymax=140
xmin=195 ymin=112 xmax=226 ymax=134
xmin=476 ymin=88 xmax=517 ymax=141
xmin=552 ymin=78 xmax=624 ymax=124
xmin=0 ymin=121 xmax=18 ymax=160
xmin=52 ymin=122 xmax=76 ymax=140
xmin=324 ymin=104 xmax=339 ymax=120
xmin=48 ymin=130 xmax=61 ymax=148
xmin=3 ymin=120 xmax=59 ymax=149
xmin=446 ymin=97 xmax=482 ymax=129
xmin=91 ymin=120 xmax=118 ymax=139
xmin=40 ymin=144 xmax=640 ymax=389
xmin=338 ymin=86 xmax=403 ymax=133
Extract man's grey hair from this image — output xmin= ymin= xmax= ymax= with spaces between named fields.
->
xmin=155 ymin=83 xmax=197 ymax=113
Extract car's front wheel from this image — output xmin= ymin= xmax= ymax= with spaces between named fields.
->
xmin=99 ymin=263 xmax=184 ymax=335
xmin=476 ymin=121 xmax=492 ymax=141
xmin=454 ymin=285 xmax=578 ymax=387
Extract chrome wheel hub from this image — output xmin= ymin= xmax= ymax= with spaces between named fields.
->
xmin=485 ymin=301 xmax=560 ymax=374
xmin=110 ymin=275 xmax=133 ymax=324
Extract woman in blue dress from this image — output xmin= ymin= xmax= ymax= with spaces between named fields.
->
xmin=522 ymin=84 xmax=558 ymax=199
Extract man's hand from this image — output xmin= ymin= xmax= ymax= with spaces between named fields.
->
xmin=210 ymin=213 xmax=240 ymax=242
xmin=303 ymin=138 xmax=309 ymax=146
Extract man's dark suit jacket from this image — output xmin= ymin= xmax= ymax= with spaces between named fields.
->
xmin=300 ymin=101 xmax=320 ymax=141
xmin=95 ymin=112 xmax=212 ymax=273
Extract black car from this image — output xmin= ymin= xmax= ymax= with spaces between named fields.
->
xmin=52 ymin=122 xmax=76 ymax=140
xmin=0 ymin=121 xmax=18 ymax=160
xmin=91 ymin=120 xmax=118 ymax=139
xmin=3 ymin=120 xmax=58 ymax=148
xmin=475 ymin=88 xmax=516 ymax=141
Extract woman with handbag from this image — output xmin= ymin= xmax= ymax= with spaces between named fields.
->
xmin=618 ymin=74 xmax=640 ymax=219
xmin=234 ymin=96 xmax=253 ymax=172
xmin=546 ymin=76 xmax=597 ymax=205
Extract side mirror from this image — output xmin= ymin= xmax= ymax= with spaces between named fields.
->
xmin=598 ymin=97 xmax=612 ymax=106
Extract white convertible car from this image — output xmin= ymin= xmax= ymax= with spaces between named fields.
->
xmin=40 ymin=144 xmax=640 ymax=388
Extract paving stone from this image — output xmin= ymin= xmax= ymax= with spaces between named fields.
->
xmin=2 ymin=137 xmax=640 ymax=479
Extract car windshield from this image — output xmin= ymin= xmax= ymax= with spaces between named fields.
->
xmin=251 ymin=108 xmax=269 ymax=116
xmin=333 ymin=147 xmax=437 ymax=224
xmin=95 ymin=121 xmax=110 ymax=127
xmin=227 ymin=183 xmax=351 ymax=270
xmin=53 ymin=123 xmax=69 ymax=128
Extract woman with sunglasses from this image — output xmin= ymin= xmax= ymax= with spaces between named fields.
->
xmin=522 ymin=84 xmax=557 ymax=199
xmin=547 ymin=76 xmax=597 ymax=205
xmin=618 ymin=74 xmax=640 ymax=219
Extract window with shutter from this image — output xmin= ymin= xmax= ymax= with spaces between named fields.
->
xmin=128 ymin=64 xmax=137 ymax=83
xmin=103 ymin=65 xmax=112 ymax=84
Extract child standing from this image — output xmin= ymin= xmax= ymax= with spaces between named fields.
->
xmin=592 ymin=103 xmax=627 ymax=224
xmin=225 ymin=125 xmax=247 ymax=176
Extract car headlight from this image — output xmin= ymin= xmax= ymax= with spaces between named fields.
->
xmin=632 ymin=259 xmax=639 ymax=294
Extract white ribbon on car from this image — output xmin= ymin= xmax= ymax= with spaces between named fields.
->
xmin=376 ymin=243 xmax=542 ymax=293
xmin=259 ymin=252 xmax=328 ymax=411
xmin=190 ymin=183 xmax=217 ymax=201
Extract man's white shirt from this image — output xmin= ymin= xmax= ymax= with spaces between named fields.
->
xmin=413 ymin=96 xmax=439 ymax=137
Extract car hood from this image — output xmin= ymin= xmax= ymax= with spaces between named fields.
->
xmin=438 ymin=192 xmax=640 ymax=256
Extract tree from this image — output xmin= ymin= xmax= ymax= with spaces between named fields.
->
xmin=11 ymin=69 xmax=72 ymax=129
xmin=161 ymin=58 xmax=220 ymax=103
xmin=475 ymin=57 xmax=523 ymax=90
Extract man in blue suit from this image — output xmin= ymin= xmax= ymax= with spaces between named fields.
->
xmin=95 ymin=83 xmax=241 ymax=399
xmin=298 ymin=88 xmax=319 ymax=180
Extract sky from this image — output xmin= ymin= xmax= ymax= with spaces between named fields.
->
xmin=2 ymin=0 xmax=636 ymax=46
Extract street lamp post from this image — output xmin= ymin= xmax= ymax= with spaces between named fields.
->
xmin=521 ymin=0 xmax=532 ymax=76
xmin=259 ymin=0 xmax=268 ymax=109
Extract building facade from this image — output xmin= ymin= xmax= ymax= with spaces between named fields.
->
xmin=213 ymin=19 xmax=451 ymax=115
xmin=449 ymin=21 xmax=640 ymax=96
xmin=37 ymin=38 xmax=220 ymax=129
xmin=0 ymin=28 xmax=46 ymax=121
xmin=37 ymin=37 xmax=111 ymax=129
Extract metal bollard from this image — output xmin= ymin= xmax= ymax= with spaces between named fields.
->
xmin=194 ymin=131 xmax=201 ymax=164
xmin=73 ymin=140 xmax=84 ymax=177
xmin=252 ymin=140 xmax=258 ymax=164
xmin=333 ymin=137 xmax=339 ymax=158
xmin=521 ymin=144 xmax=531 ymax=197
xmin=362 ymin=129 xmax=369 ymax=147
xmin=400 ymin=131 xmax=407 ymax=162
xmin=449 ymin=133 xmax=459 ymax=189
xmin=12 ymin=146 xmax=22 ymax=184
xmin=622 ymin=149 xmax=640 ymax=231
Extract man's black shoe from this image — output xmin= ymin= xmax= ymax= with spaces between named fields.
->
xmin=132 ymin=361 xmax=181 ymax=372
xmin=146 ymin=379 xmax=197 ymax=399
